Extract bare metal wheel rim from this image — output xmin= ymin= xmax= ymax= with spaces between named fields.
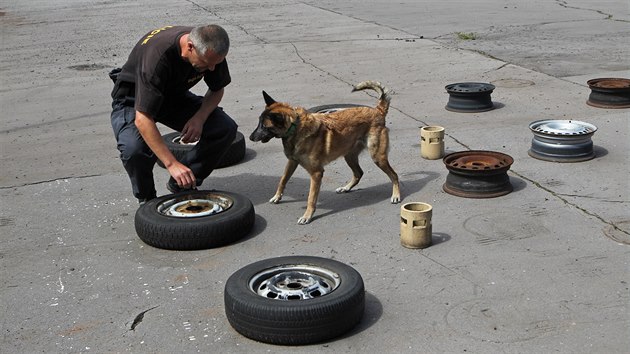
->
xmin=586 ymin=78 xmax=630 ymax=109
xmin=249 ymin=264 xmax=341 ymax=300
xmin=528 ymin=120 xmax=598 ymax=162
xmin=445 ymin=82 xmax=495 ymax=93
xmin=157 ymin=193 xmax=233 ymax=218
xmin=442 ymin=150 xmax=514 ymax=198
xmin=443 ymin=150 xmax=513 ymax=175
xmin=445 ymin=82 xmax=496 ymax=112
xmin=529 ymin=119 xmax=597 ymax=136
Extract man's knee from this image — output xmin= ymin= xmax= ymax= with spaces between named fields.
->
xmin=204 ymin=109 xmax=238 ymax=141
xmin=119 ymin=136 xmax=153 ymax=162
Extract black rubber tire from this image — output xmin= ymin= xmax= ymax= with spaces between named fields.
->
xmin=156 ymin=131 xmax=246 ymax=169
xmin=224 ymin=256 xmax=365 ymax=345
xmin=307 ymin=104 xmax=368 ymax=113
xmin=134 ymin=190 xmax=255 ymax=250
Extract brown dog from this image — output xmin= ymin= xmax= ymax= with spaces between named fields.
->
xmin=249 ymin=81 xmax=401 ymax=224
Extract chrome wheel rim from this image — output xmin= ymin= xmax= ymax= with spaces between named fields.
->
xmin=249 ymin=264 xmax=341 ymax=300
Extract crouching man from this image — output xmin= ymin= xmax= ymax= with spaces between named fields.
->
xmin=110 ymin=25 xmax=237 ymax=204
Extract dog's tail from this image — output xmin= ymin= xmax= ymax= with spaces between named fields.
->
xmin=352 ymin=80 xmax=391 ymax=115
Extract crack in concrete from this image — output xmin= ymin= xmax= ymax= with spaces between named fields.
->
xmin=183 ymin=0 xmax=268 ymax=43
xmin=0 ymin=174 xmax=102 ymax=189
xmin=290 ymin=43 xmax=351 ymax=86
xmin=510 ymin=170 xmax=630 ymax=237
xmin=300 ymin=1 xmax=421 ymax=39
xmin=0 ymin=111 xmax=109 ymax=134
xmin=555 ymin=0 xmax=629 ymax=23
xmin=555 ymin=194 xmax=629 ymax=204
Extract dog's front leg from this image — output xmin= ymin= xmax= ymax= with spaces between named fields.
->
xmin=270 ymin=159 xmax=299 ymax=204
xmin=298 ymin=170 xmax=323 ymax=225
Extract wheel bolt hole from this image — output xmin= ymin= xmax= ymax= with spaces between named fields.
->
xmin=287 ymin=282 xmax=303 ymax=289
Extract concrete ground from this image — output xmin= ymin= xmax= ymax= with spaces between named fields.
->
xmin=1 ymin=0 xmax=628 ymax=353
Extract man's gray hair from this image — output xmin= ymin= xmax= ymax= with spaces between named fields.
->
xmin=189 ymin=24 xmax=230 ymax=56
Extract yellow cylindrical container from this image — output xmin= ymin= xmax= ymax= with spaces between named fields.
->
xmin=420 ymin=126 xmax=445 ymax=160
xmin=400 ymin=202 xmax=433 ymax=249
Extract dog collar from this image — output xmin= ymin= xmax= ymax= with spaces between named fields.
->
xmin=282 ymin=122 xmax=297 ymax=138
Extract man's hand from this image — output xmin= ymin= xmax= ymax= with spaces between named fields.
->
xmin=135 ymin=111 xmax=196 ymax=188
xmin=180 ymin=116 xmax=204 ymax=144
xmin=166 ymin=161 xmax=197 ymax=189
xmin=179 ymin=88 xmax=225 ymax=143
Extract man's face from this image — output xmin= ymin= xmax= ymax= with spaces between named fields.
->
xmin=190 ymin=45 xmax=226 ymax=72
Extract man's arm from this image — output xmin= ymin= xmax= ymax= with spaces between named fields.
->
xmin=135 ymin=111 xmax=197 ymax=188
xmin=179 ymin=88 xmax=224 ymax=143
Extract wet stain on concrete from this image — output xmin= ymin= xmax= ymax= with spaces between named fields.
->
xmin=0 ymin=217 xmax=15 ymax=227
xmin=67 ymin=63 xmax=109 ymax=71
xmin=446 ymin=298 xmax=566 ymax=343
xmin=463 ymin=209 xmax=549 ymax=245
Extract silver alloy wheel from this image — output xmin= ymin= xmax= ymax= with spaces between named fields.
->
xmin=156 ymin=193 xmax=233 ymax=218
xmin=249 ymin=264 xmax=341 ymax=300
xmin=528 ymin=119 xmax=598 ymax=162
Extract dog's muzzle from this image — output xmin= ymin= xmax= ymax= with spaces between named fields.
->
xmin=249 ymin=127 xmax=273 ymax=143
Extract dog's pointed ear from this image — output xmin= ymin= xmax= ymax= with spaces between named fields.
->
xmin=262 ymin=91 xmax=276 ymax=106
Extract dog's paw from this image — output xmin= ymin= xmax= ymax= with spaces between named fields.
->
xmin=269 ymin=194 xmax=282 ymax=204
xmin=391 ymin=195 xmax=401 ymax=204
xmin=297 ymin=216 xmax=311 ymax=225
xmin=335 ymin=187 xmax=350 ymax=194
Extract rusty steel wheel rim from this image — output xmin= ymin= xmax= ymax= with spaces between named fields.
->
xmin=156 ymin=193 xmax=234 ymax=218
xmin=444 ymin=150 xmax=513 ymax=176
xmin=442 ymin=150 xmax=514 ymax=198
xmin=586 ymin=78 xmax=630 ymax=109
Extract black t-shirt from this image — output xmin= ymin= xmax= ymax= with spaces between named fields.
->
xmin=118 ymin=26 xmax=231 ymax=117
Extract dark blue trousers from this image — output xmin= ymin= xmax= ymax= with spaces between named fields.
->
xmin=110 ymin=91 xmax=237 ymax=200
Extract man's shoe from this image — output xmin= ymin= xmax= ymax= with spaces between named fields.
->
xmin=138 ymin=196 xmax=155 ymax=206
xmin=166 ymin=179 xmax=198 ymax=194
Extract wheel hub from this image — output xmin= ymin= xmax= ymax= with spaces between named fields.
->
xmin=250 ymin=265 xmax=340 ymax=300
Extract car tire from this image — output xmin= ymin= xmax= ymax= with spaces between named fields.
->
xmin=134 ymin=190 xmax=255 ymax=250
xmin=156 ymin=131 xmax=246 ymax=169
xmin=224 ymin=255 xmax=365 ymax=345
